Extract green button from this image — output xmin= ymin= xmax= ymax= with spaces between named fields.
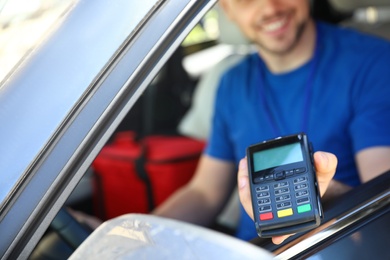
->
xmin=297 ymin=204 xmax=311 ymax=213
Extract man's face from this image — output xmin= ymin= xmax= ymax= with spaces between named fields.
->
xmin=221 ymin=0 xmax=311 ymax=55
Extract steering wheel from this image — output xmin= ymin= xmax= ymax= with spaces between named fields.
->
xmin=30 ymin=208 xmax=93 ymax=259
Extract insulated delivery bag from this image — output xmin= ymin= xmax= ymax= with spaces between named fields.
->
xmin=92 ymin=131 xmax=205 ymax=220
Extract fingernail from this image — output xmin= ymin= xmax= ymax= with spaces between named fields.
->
xmin=319 ymin=151 xmax=329 ymax=166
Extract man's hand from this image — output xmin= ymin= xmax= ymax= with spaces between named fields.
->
xmin=237 ymin=151 xmax=337 ymax=245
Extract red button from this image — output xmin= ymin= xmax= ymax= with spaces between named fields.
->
xmin=260 ymin=212 xmax=273 ymax=221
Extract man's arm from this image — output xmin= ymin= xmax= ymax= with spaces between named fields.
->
xmin=152 ymin=154 xmax=237 ymax=226
xmin=322 ymin=146 xmax=390 ymax=202
xmin=356 ymin=146 xmax=390 ymax=182
xmin=321 ymin=179 xmax=352 ymax=202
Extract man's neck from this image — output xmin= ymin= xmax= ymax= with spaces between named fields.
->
xmin=258 ymin=20 xmax=316 ymax=74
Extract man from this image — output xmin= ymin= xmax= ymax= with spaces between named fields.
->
xmin=153 ymin=0 xmax=390 ymax=241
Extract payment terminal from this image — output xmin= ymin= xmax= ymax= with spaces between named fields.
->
xmin=246 ymin=133 xmax=323 ymax=237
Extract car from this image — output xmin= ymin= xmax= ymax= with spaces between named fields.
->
xmin=0 ymin=0 xmax=389 ymax=259
xmin=0 ymin=0 xmax=218 ymax=258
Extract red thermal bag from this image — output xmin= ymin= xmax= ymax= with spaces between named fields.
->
xmin=92 ymin=131 xmax=205 ymax=220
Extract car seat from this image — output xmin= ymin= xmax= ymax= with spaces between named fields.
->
xmin=179 ymin=4 xmax=252 ymax=140
xmin=178 ymin=4 xmax=254 ymax=233
xmin=328 ymin=0 xmax=390 ymax=39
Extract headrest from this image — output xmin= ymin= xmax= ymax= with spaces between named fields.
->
xmin=215 ymin=5 xmax=249 ymax=45
xmin=329 ymin=0 xmax=390 ymax=13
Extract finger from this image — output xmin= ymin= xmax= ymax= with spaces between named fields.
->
xmin=238 ymin=158 xmax=290 ymax=243
xmin=270 ymin=152 xmax=337 ymax=245
xmin=272 ymin=235 xmax=290 ymax=245
xmin=313 ymin=151 xmax=337 ymax=196
xmin=67 ymin=208 xmax=103 ymax=230
xmin=237 ymin=157 xmax=254 ymax=220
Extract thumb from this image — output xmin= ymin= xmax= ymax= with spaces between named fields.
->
xmin=237 ymin=157 xmax=254 ymax=220
xmin=313 ymin=151 xmax=337 ymax=196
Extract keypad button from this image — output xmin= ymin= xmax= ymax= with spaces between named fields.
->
xmin=275 ymin=171 xmax=285 ymax=180
xmin=294 ymin=177 xmax=307 ymax=184
xmin=297 ymin=204 xmax=312 ymax=213
xmin=256 ymin=192 xmax=270 ymax=198
xmin=259 ymin=205 xmax=272 ymax=213
xmin=276 ymin=201 xmax=292 ymax=209
xmin=254 ymin=176 xmax=264 ymax=183
xmin=257 ymin=198 xmax=271 ymax=205
xmin=297 ymin=197 xmax=310 ymax=205
xmin=274 ymin=188 xmax=289 ymax=195
xmin=275 ymin=194 xmax=291 ymax=202
xmin=294 ymin=167 xmax=306 ymax=174
xmin=296 ymin=190 xmax=309 ymax=198
xmin=256 ymin=186 xmax=269 ymax=192
xmin=277 ymin=208 xmax=293 ymax=218
xmin=260 ymin=212 xmax=273 ymax=221
xmin=294 ymin=183 xmax=308 ymax=190
xmin=285 ymin=169 xmax=295 ymax=176
xmin=265 ymin=174 xmax=274 ymax=181
xmin=273 ymin=181 xmax=288 ymax=189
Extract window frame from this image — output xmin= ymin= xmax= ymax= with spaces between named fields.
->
xmin=0 ymin=0 xmax=217 ymax=258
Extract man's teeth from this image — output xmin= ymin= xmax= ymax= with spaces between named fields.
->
xmin=263 ymin=20 xmax=286 ymax=32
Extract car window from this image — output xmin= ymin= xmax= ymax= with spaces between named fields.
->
xmin=0 ymin=0 xmax=158 ymax=212
xmin=0 ymin=0 xmax=216 ymax=258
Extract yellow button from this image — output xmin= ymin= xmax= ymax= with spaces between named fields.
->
xmin=277 ymin=208 xmax=293 ymax=218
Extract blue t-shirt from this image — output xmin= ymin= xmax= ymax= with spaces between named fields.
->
xmin=205 ymin=21 xmax=390 ymax=240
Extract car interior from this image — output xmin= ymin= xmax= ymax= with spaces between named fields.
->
xmin=20 ymin=0 xmax=390 ymax=259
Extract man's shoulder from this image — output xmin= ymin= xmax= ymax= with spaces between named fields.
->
xmin=318 ymin=20 xmax=390 ymax=54
xmin=215 ymin=53 xmax=258 ymax=101
xmin=221 ymin=53 xmax=258 ymax=79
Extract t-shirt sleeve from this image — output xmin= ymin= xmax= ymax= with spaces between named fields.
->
xmin=350 ymin=44 xmax=390 ymax=152
xmin=204 ymin=73 xmax=236 ymax=162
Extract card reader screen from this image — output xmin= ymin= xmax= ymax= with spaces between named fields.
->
xmin=253 ymin=142 xmax=303 ymax=172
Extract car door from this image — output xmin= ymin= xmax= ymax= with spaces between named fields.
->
xmin=0 ymin=0 xmax=217 ymax=258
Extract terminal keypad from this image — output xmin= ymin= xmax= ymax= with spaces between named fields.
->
xmin=254 ymin=168 xmax=313 ymax=221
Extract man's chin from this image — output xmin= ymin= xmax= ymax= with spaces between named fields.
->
xmin=255 ymin=22 xmax=307 ymax=56
xmin=256 ymin=41 xmax=299 ymax=56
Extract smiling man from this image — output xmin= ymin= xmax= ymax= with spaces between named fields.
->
xmin=221 ymin=0 xmax=315 ymax=72
xmin=154 ymin=0 xmax=390 ymax=241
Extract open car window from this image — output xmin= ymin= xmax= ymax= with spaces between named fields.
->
xmin=0 ymin=0 xmax=217 ymax=258
xmin=1 ymin=0 xmax=389 ymax=259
